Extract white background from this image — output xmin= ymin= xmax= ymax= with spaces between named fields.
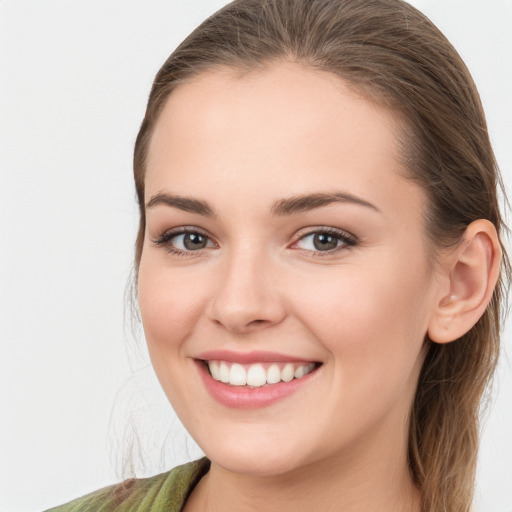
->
xmin=0 ymin=1 xmax=511 ymax=511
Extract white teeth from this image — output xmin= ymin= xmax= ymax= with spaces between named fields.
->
xmin=281 ymin=363 xmax=294 ymax=382
xmin=247 ymin=364 xmax=267 ymax=387
xmin=294 ymin=366 xmax=305 ymax=379
xmin=266 ymin=364 xmax=281 ymax=384
xmin=219 ymin=361 xmax=230 ymax=383
xmin=207 ymin=360 xmax=317 ymax=387
xmin=230 ymin=363 xmax=247 ymax=386
xmin=209 ymin=360 xmax=220 ymax=380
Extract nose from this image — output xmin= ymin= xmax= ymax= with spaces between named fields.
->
xmin=207 ymin=247 xmax=286 ymax=334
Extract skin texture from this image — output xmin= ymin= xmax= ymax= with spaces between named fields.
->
xmin=137 ymin=62 xmax=500 ymax=511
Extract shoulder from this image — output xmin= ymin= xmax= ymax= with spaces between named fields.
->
xmin=44 ymin=458 xmax=210 ymax=512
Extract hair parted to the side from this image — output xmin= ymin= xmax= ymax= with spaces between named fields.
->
xmin=132 ymin=0 xmax=509 ymax=510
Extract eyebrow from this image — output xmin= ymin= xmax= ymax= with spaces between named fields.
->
xmin=271 ymin=192 xmax=380 ymax=216
xmin=145 ymin=191 xmax=379 ymax=217
xmin=145 ymin=193 xmax=216 ymax=217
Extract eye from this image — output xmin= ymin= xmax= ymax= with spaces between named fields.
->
xmin=152 ymin=228 xmax=216 ymax=254
xmin=293 ymin=228 xmax=357 ymax=253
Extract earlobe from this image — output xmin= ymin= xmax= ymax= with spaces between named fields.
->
xmin=428 ymin=220 xmax=501 ymax=344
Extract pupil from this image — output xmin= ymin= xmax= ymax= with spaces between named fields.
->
xmin=184 ymin=233 xmax=206 ymax=250
xmin=313 ymin=233 xmax=338 ymax=251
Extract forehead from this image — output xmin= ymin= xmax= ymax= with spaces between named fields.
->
xmin=145 ymin=62 xmax=422 ymax=219
xmin=148 ymin=62 xmax=401 ymax=167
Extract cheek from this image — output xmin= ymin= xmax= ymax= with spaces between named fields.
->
xmin=290 ymin=258 xmax=433 ymax=375
xmin=136 ymin=259 xmax=213 ymax=418
xmin=290 ymin=263 xmax=432 ymax=441
xmin=137 ymin=260 xmax=206 ymax=355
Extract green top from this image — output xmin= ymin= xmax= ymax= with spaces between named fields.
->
xmin=45 ymin=458 xmax=210 ymax=512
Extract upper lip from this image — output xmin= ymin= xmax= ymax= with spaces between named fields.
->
xmin=195 ymin=350 xmax=319 ymax=364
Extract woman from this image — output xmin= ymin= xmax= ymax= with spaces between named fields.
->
xmin=46 ymin=0 xmax=509 ymax=510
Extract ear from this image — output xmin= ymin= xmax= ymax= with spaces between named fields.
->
xmin=428 ymin=219 xmax=502 ymax=344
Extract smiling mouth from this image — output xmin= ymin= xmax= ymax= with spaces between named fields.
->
xmin=203 ymin=360 xmax=321 ymax=388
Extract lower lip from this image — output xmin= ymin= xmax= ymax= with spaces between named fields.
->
xmin=196 ymin=360 xmax=319 ymax=409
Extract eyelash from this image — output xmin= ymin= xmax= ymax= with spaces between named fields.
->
xmin=291 ymin=227 xmax=357 ymax=255
xmin=151 ymin=226 xmax=358 ymax=257
xmin=152 ymin=227 xmax=215 ymax=257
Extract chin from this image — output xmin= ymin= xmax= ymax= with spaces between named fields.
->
xmin=200 ymin=437 xmax=314 ymax=477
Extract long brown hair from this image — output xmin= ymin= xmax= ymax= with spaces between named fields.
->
xmin=132 ymin=1 xmax=509 ymax=509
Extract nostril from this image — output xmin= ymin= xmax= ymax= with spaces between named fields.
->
xmin=248 ymin=319 xmax=268 ymax=327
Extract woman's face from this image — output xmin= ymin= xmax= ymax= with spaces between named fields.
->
xmin=138 ymin=62 xmax=442 ymax=476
